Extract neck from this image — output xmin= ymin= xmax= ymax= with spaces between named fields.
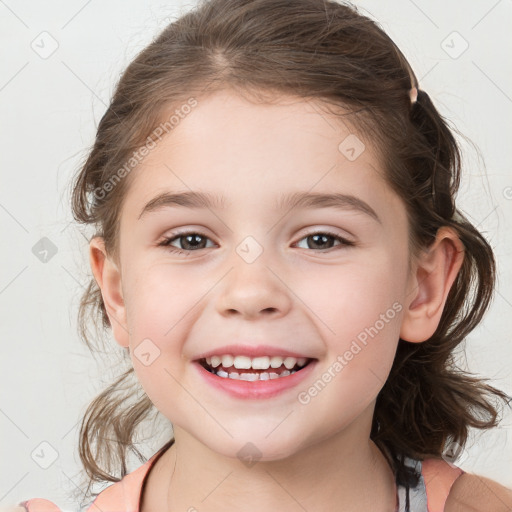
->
xmin=144 ymin=416 xmax=397 ymax=512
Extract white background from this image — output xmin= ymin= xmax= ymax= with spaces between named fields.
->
xmin=1 ymin=0 xmax=511 ymax=509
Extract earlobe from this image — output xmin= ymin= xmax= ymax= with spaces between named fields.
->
xmin=400 ymin=227 xmax=465 ymax=343
xmin=89 ymin=237 xmax=130 ymax=348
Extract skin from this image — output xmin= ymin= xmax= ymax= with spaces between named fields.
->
xmin=88 ymin=89 xmax=485 ymax=512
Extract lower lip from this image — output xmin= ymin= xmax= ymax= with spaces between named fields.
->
xmin=194 ymin=360 xmax=318 ymax=400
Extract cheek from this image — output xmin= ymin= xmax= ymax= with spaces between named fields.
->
xmin=303 ymin=251 xmax=406 ymax=396
xmin=124 ymin=261 xmax=203 ymax=335
xmin=309 ymin=248 xmax=406 ymax=332
xmin=121 ymin=267 xmax=200 ymax=421
xmin=121 ymin=264 xmax=201 ymax=387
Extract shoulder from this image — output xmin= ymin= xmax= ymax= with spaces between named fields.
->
xmin=12 ymin=499 xmax=62 ymax=511
xmin=14 ymin=444 xmax=166 ymax=512
xmin=445 ymin=473 xmax=512 ymax=512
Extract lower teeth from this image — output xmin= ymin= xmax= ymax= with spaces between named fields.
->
xmin=215 ymin=369 xmax=296 ymax=381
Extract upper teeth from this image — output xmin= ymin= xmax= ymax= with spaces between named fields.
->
xmin=205 ymin=355 xmax=308 ymax=370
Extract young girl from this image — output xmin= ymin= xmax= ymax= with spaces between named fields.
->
xmin=16 ymin=0 xmax=512 ymax=511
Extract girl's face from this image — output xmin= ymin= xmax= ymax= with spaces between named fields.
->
xmin=112 ymin=90 xmax=415 ymax=460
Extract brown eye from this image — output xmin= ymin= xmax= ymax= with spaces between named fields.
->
xmin=158 ymin=232 xmax=215 ymax=254
xmin=158 ymin=229 xmax=355 ymax=256
xmin=295 ymin=231 xmax=355 ymax=251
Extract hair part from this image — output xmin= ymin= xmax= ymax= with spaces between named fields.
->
xmin=69 ymin=0 xmax=510 ymax=499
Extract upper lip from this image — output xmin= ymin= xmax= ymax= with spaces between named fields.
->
xmin=194 ymin=344 xmax=316 ymax=360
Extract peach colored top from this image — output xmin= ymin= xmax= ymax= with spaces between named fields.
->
xmin=19 ymin=441 xmax=464 ymax=512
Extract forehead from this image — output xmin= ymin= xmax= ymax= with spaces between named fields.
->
xmin=121 ymin=90 xmax=396 ymax=220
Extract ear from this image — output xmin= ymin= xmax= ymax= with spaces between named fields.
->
xmin=89 ymin=236 xmax=130 ymax=348
xmin=400 ymin=227 xmax=465 ymax=343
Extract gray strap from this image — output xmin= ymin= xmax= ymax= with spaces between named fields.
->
xmin=396 ymin=457 xmax=428 ymax=512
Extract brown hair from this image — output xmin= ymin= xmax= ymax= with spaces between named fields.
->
xmin=69 ymin=0 xmax=510 ymax=501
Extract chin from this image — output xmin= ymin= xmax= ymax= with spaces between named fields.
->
xmin=202 ymin=433 xmax=309 ymax=464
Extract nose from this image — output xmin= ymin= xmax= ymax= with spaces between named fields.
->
xmin=216 ymin=255 xmax=292 ymax=320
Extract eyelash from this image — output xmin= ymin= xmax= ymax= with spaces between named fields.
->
xmin=157 ymin=229 xmax=355 ymax=255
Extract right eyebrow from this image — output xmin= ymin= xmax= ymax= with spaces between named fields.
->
xmin=138 ymin=191 xmax=226 ymax=220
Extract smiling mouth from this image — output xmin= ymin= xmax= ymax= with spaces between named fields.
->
xmin=198 ymin=356 xmax=315 ymax=381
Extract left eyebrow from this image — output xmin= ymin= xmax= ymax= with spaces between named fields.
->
xmin=138 ymin=190 xmax=381 ymax=224
xmin=276 ymin=191 xmax=381 ymax=224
